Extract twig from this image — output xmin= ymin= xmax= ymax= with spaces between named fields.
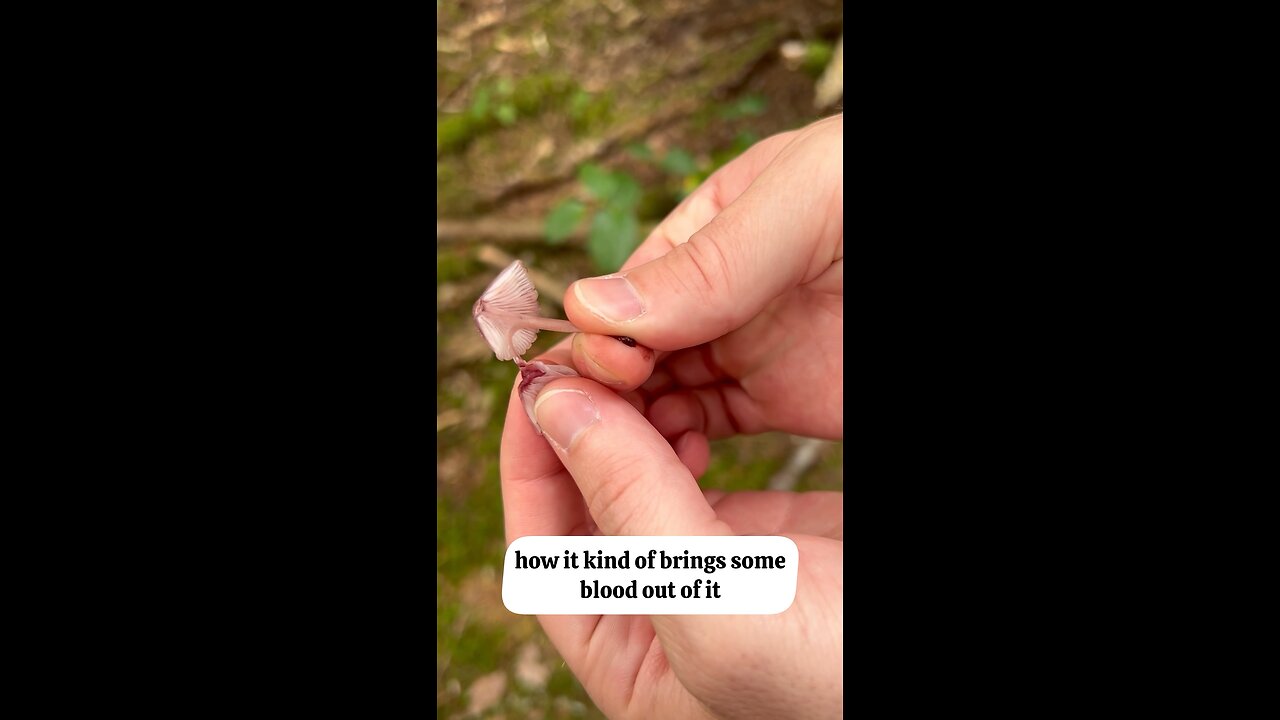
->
xmin=438 ymin=55 xmax=504 ymax=112
xmin=814 ymin=35 xmax=843 ymax=110
xmin=437 ymin=409 xmax=466 ymax=432
xmin=477 ymin=98 xmax=700 ymax=210
xmin=438 ymin=218 xmax=554 ymax=244
xmin=477 ymin=24 xmax=787 ymax=211
xmin=768 ymin=437 xmax=828 ymax=491
xmin=474 ymin=245 xmax=568 ymax=303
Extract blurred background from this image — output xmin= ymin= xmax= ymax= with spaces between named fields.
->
xmin=437 ymin=1 xmax=843 ymax=717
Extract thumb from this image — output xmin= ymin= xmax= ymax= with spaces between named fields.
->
xmin=532 ymin=376 xmax=731 ymax=537
xmin=565 ymin=115 xmax=843 ymax=351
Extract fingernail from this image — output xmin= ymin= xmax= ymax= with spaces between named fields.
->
xmin=534 ymin=388 xmax=600 ymax=451
xmin=574 ymin=276 xmax=645 ymax=323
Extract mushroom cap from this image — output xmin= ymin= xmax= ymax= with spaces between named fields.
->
xmin=473 ymin=260 xmax=540 ymax=361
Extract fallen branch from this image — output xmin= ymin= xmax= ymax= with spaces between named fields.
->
xmin=476 ymin=98 xmax=700 ymax=210
xmin=477 ymin=27 xmax=785 ymax=210
xmin=437 ymin=218 xmax=556 ymax=244
xmin=437 ymin=408 xmax=465 ymax=432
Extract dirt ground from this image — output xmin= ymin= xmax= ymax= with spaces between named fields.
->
xmin=437 ymin=2 xmax=843 ymax=717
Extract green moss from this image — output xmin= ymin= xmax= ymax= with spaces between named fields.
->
xmin=546 ymin=663 xmax=582 ymax=698
xmin=824 ymin=441 xmax=844 ymax=469
xmin=436 ymin=364 xmax=510 ymax=581
xmin=799 ymin=441 xmax=844 ymax=491
xmin=513 ymin=74 xmax=577 ymax=115
xmin=438 ymin=74 xmax=576 ymax=158
xmin=437 ymin=488 xmax=503 ymax=581
xmin=569 ymin=90 xmax=616 ymax=136
xmin=703 ymin=439 xmax=781 ymax=491
xmin=450 ymin=621 xmax=509 ymax=676
xmin=437 ymin=113 xmax=487 ymax=156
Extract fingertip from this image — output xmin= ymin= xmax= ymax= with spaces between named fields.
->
xmin=673 ymin=431 xmax=710 ymax=479
xmin=571 ymin=332 xmax=655 ymax=392
xmin=564 ymin=277 xmax=639 ymax=335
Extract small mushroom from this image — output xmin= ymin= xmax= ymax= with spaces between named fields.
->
xmin=473 ymin=260 xmax=581 ymax=361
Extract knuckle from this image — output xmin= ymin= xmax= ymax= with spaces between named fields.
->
xmin=676 ymin=231 xmax=738 ymax=335
xmin=682 ymin=240 xmax=722 ymax=295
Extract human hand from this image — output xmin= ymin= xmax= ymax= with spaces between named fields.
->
xmin=499 ymin=115 xmax=843 ymax=718
xmin=561 ymin=114 xmax=843 ymax=471
xmin=500 ymin=347 xmax=843 ymax=719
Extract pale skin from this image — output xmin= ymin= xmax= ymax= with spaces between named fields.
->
xmin=500 ymin=114 xmax=843 ymax=719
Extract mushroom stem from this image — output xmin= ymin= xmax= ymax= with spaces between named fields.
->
xmin=518 ymin=317 xmax=580 ymax=333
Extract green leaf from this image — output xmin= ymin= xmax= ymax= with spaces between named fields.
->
xmin=495 ymin=103 xmax=517 ymax=125
xmin=719 ymin=93 xmax=768 ymax=119
xmin=569 ymin=89 xmax=592 ymax=119
xmin=731 ymin=131 xmax=759 ymax=154
xmin=801 ymin=41 xmax=835 ymax=76
xmin=469 ymin=87 xmax=491 ymax=120
xmin=661 ymin=148 xmax=697 ymax=176
xmin=626 ymin=142 xmax=654 ymax=161
xmin=736 ymin=94 xmax=768 ymax=116
xmin=544 ymin=199 xmax=586 ymax=244
xmin=607 ymin=173 xmax=641 ymax=211
xmin=578 ymin=163 xmax=617 ymax=200
xmin=588 ymin=208 xmax=639 ymax=274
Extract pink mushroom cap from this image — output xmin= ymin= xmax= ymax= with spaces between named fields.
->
xmin=473 ymin=260 xmax=541 ymax=361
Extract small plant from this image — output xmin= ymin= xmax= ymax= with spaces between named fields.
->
xmin=543 ymin=94 xmax=770 ymax=272
xmin=544 ymin=163 xmax=643 ymax=274
xmin=718 ymin=93 xmax=768 ymax=120
xmin=470 ymin=79 xmax=519 ymax=127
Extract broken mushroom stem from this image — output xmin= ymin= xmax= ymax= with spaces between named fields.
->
xmin=516 ymin=358 xmax=582 ymax=433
